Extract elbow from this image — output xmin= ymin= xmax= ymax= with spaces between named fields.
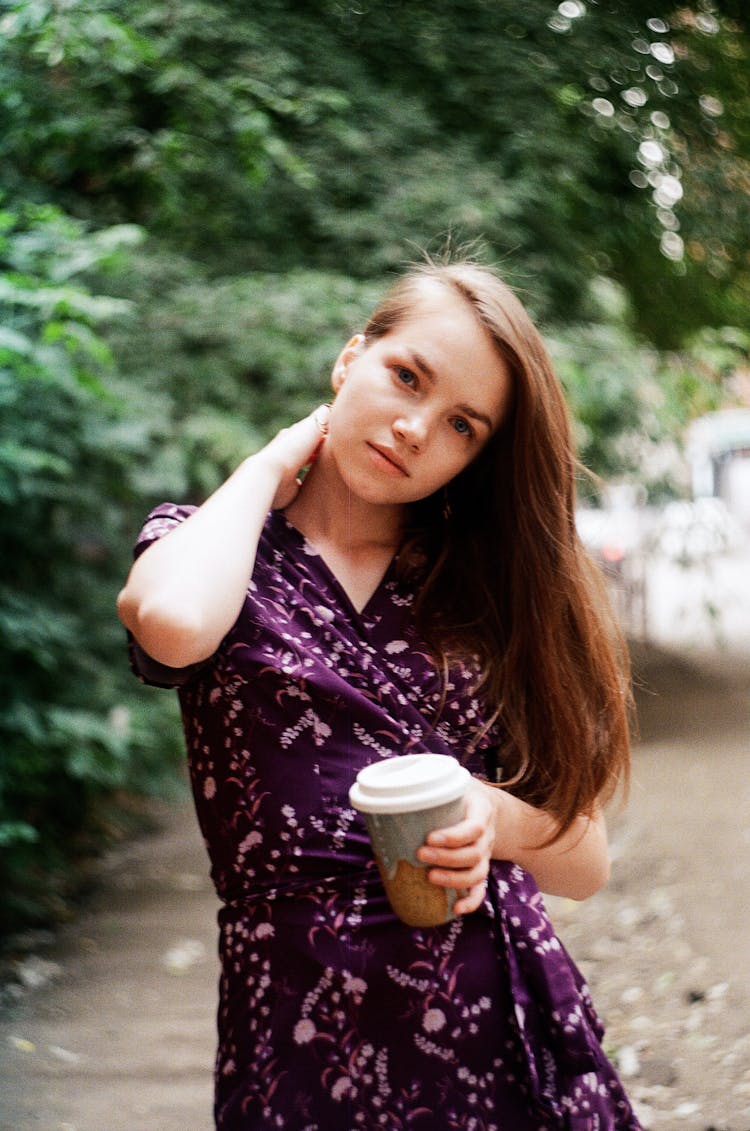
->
xmin=565 ymin=807 xmax=612 ymax=901
xmin=116 ymin=585 xmax=139 ymax=634
xmin=117 ymin=587 xmax=213 ymax=668
xmin=567 ymin=851 xmax=611 ymax=902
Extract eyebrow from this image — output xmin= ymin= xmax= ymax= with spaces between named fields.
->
xmin=407 ymin=349 xmax=495 ymax=432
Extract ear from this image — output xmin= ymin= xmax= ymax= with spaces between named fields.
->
xmin=331 ymin=334 xmax=365 ymax=393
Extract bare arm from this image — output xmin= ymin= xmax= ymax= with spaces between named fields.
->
xmin=487 ymin=784 xmax=610 ymax=899
xmin=117 ymin=407 xmax=328 ymax=668
xmin=418 ymin=778 xmax=611 ymax=913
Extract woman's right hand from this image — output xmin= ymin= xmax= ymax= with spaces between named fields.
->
xmin=259 ymin=404 xmax=331 ymax=510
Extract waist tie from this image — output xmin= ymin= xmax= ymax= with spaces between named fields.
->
xmin=487 ymin=861 xmax=612 ymax=1125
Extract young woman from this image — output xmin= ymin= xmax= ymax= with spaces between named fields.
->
xmin=118 ymin=259 xmax=639 ymax=1130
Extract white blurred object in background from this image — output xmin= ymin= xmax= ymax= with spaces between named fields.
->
xmin=686 ymin=408 xmax=750 ymax=529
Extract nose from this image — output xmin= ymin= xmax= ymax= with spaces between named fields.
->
xmin=393 ymin=412 xmax=428 ymax=453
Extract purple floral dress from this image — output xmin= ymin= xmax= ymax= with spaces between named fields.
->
xmin=129 ymin=504 xmax=641 ymax=1131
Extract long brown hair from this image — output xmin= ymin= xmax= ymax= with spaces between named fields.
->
xmin=364 ymin=259 xmax=632 ymax=839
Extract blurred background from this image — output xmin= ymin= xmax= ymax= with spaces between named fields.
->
xmin=1 ymin=2 xmax=749 ymax=1124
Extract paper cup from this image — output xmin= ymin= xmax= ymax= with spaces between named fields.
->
xmin=349 ymin=754 xmax=470 ymax=927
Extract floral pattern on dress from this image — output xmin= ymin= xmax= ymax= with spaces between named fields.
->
xmin=129 ymin=504 xmax=641 ymax=1131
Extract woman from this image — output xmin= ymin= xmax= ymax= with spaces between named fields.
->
xmin=118 ymin=259 xmax=639 ymax=1129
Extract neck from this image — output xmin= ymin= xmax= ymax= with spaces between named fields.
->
xmin=284 ymin=450 xmax=405 ymax=554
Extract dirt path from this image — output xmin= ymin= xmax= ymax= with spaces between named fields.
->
xmin=0 ymin=800 xmax=219 ymax=1131
xmin=1 ymin=643 xmax=749 ymax=1131
xmin=550 ymin=643 xmax=750 ymax=1131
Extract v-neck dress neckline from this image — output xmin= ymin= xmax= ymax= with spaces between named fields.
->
xmin=272 ymin=508 xmax=402 ymax=623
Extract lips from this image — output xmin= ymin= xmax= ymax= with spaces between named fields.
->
xmin=366 ymin=442 xmax=409 ymax=476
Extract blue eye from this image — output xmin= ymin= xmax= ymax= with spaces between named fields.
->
xmin=451 ymin=417 xmax=473 ymax=437
xmin=396 ymin=367 xmax=417 ymax=387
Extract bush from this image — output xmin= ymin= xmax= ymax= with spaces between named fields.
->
xmin=0 ymin=203 xmax=184 ymax=935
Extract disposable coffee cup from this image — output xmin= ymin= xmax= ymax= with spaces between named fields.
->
xmin=349 ymin=753 xmax=471 ymax=927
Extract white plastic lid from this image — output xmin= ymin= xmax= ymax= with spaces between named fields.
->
xmin=349 ymin=753 xmax=470 ymax=814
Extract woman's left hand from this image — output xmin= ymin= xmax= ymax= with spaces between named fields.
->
xmin=416 ymin=778 xmax=496 ymax=916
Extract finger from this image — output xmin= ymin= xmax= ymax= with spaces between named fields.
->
xmin=424 ymin=858 xmax=490 ymax=891
xmin=301 ymin=406 xmax=332 ymax=464
xmin=417 ymin=842 xmax=487 ymax=870
xmin=453 ymin=881 xmax=488 ymax=917
xmin=313 ymin=402 xmax=332 ymax=435
xmin=424 ymin=818 xmax=486 ymax=849
xmin=307 ymin=438 xmax=325 ymax=465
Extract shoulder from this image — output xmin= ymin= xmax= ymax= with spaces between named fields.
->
xmin=133 ymin=502 xmax=198 ymax=559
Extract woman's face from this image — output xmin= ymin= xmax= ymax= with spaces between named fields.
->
xmin=327 ymin=281 xmax=512 ymax=508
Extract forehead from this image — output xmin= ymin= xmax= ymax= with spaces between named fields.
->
xmin=393 ymin=276 xmax=477 ymax=326
xmin=385 ymin=279 xmax=495 ymax=356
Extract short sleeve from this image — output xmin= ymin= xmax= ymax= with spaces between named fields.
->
xmin=133 ymin=501 xmax=198 ymax=560
xmin=125 ymin=502 xmax=209 ymax=689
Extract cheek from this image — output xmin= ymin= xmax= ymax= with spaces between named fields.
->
xmin=442 ymin=441 xmax=481 ymax=478
xmin=414 ymin=452 xmax=472 ymax=498
xmin=327 ymin=387 xmax=359 ymax=436
xmin=331 ymin=376 xmax=374 ymax=420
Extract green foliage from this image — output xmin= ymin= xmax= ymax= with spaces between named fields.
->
xmin=2 ymin=1 xmax=749 ymax=338
xmin=104 ymin=252 xmax=381 ymax=498
xmin=0 ymin=203 xmax=183 ymax=933
xmin=0 ymin=0 xmax=342 ymax=250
